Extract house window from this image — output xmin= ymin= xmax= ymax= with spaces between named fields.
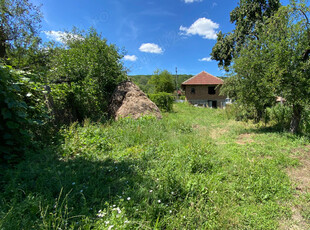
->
xmin=208 ymin=86 xmax=216 ymax=95
xmin=191 ymin=87 xmax=195 ymax=94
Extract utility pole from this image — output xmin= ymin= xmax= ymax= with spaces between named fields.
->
xmin=175 ymin=67 xmax=178 ymax=91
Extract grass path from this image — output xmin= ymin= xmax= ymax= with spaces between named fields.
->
xmin=0 ymin=103 xmax=309 ymax=229
xmin=193 ymin=107 xmax=310 ymax=229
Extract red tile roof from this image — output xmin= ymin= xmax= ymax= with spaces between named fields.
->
xmin=182 ymin=71 xmax=223 ymax=85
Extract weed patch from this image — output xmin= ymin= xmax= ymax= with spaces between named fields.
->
xmin=0 ymin=103 xmax=309 ymax=229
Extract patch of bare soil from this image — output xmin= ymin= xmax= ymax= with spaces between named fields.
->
xmin=192 ymin=124 xmax=207 ymax=132
xmin=289 ymin=146 xmax=310 ymax=193
xmin=236 ymin=133 xmax=255 ymax=145
xmin=280 ymin=206 xmax=310 ymax=230
xmin=280 ymin=146 xmax=310 ymax=230
xmin=210 ymin=128 xmax=228 ymax=140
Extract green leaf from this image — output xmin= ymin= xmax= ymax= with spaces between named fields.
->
xmin=1 ymin=108 xmax=12 ymax=119
xmin=21 ymin=77 xmax=31 ymax=82
xmin=6 ymin=121 xmax=20 ymax=129
xmin=3 ymin=133 xmax=12 ymax=140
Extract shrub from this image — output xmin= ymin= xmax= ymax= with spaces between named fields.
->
xmin=0 ymin=65 xmax=47 ymax=164
xmin=148 ymin=92 xmax=174 ymax=112
xmin=224 ymin=103 xmax=255 ymax=121
xmin=266 ymin=104 xmax=292 ymax=130
xmin=301 ymin=107 xmax=310 ymax=136
xmin=47 ymin=29 xmax=126 ymax=124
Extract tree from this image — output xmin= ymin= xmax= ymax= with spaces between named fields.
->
xmin=227 ymin=1 xmax=310 ymax=133
xmin=148 ymin=69 xmax=174 ymax=93
xmin=211 ymin=0 xmax=281 ymax=70
xmin=263 ymin=1 xmax=310 ymax=133
xmin=47 ymin=28 xmax=127 ymax=122
xmin=0 ymin=0 xmax=42 ymax=59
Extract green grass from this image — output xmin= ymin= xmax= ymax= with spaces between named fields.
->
xmin=0 ymin=103 xmax=309 ymax=229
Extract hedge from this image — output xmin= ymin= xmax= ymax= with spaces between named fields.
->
xmin=148 ymin=92 xmax=174 ymax=112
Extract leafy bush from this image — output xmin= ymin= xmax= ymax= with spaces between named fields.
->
xmin=149 ymin=92 xmax=174 ymax=112
xmin=47 ymin=29 xmax=126 ymax=124
xmin=0 ymin=65 xmax=47 ymax=163
xmin=301 ymin=107 xmax=310 ymax=136
xmin=266 ymin=104 xmax=292 ymax=130
xmin=224 ymin=103 xmax=255 ymax=121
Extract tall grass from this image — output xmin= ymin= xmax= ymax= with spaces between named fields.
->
xmin=0 ymin=103 xmax=308 ymax=229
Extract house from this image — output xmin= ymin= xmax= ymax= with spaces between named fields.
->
xmin=181 ymin=71 xmax=226 ymax=108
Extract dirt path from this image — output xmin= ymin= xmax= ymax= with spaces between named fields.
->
xmin=209 ymin=124 xmax=310 ymax=229
xmin=280 ymin=147 xmax=310 ymax=230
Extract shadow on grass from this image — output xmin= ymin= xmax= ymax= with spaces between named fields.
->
xmin=241 ymin=123 xmax=309 ymax=141
xmin=0 ymin=145 xmax=158 ymax=228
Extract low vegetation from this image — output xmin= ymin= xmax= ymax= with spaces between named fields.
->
xmin=1 ymin=103 xmax=309 ymax=229
xmin=148 ymin=92 xmax=174 ymax=112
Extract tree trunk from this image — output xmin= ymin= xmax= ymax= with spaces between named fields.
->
xmin=290 ymin=104 xmax=302 ymax=134
xmin=0 ymin=40 xmax=6 ymax=59
xmin=0 ymin=25 xmax=7 ymax=58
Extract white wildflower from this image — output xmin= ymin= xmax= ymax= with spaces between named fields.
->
xmin=113 ymin=207 xmax=121 ymax=214
xmin=124 ymin=220 xmax=129 ymax=224
xmin=127 ymin=197 xmax=131 ymax=201
xmin=97 ymin=212 xmax=106 ymax=218
xmin=169 ymin=210 xmax=172 ymax=213
xmin=97 ymin=210 xmax=106 ymax=218
xmin=158 ymin=200 xmax=161 ymax=203
xmin=149 ymin=190 xmax=153 ymax=193
xmin=108 ymin=225 xmax=114 ymax=230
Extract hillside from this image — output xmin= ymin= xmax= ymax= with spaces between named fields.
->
xmin=129 ymin=74 xmax=193 ymax=93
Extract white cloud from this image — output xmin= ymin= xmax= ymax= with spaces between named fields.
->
xmin=199 ymin=57 xmax=212 ymax=62
xmin=123 ymin=55 xmax=137 ymax=61
xmin=212 ymin=2 xmax=218 ymax=8
xmin=184 ymin=0 xmax=202 ymax=3
xmin=43 ymin=31 xmax=83 ymax=43
xmin=179 ymin=17 xmax=219 ymax=40
xmin=139 ymin=43 xmax=163 ymax=54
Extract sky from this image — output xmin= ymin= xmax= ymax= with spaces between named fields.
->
xmin=31 ymin=0 xmax=291 ymax=77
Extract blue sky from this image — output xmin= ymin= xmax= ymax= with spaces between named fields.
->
xmin=32 ymin=0 xmax=290 ymax=76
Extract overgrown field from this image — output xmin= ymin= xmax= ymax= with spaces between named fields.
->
xmin=1 ymin=103 xmax=309 ymax=229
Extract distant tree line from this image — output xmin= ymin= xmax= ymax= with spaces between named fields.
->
xmin=129 ymin=72 xmax=193 ymax=94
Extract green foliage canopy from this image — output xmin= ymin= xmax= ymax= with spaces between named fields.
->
xmin=223 ymin=1 xmax=310 ymax=132
xmin=0 ymin=0 xmax=42 ymax=58
xmin=148 ymin=69 xmax=175 ymax=93
xmin=47 ymin=28 xmax=127 ymax=122
xmin=211 ymin=0 xmax=281 ymax=70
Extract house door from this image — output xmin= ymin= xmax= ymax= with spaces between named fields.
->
xmin=212 ymin=100 xmax=217 ymax=108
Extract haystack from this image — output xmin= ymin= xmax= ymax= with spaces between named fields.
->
xmin=109 ymin=81 xmax=162 ymax=120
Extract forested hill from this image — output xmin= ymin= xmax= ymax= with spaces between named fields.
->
xmin=128 ymin=74 xmax=193 ymax=93
xmin=128 ymin=74 xmax=226 ymax=93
